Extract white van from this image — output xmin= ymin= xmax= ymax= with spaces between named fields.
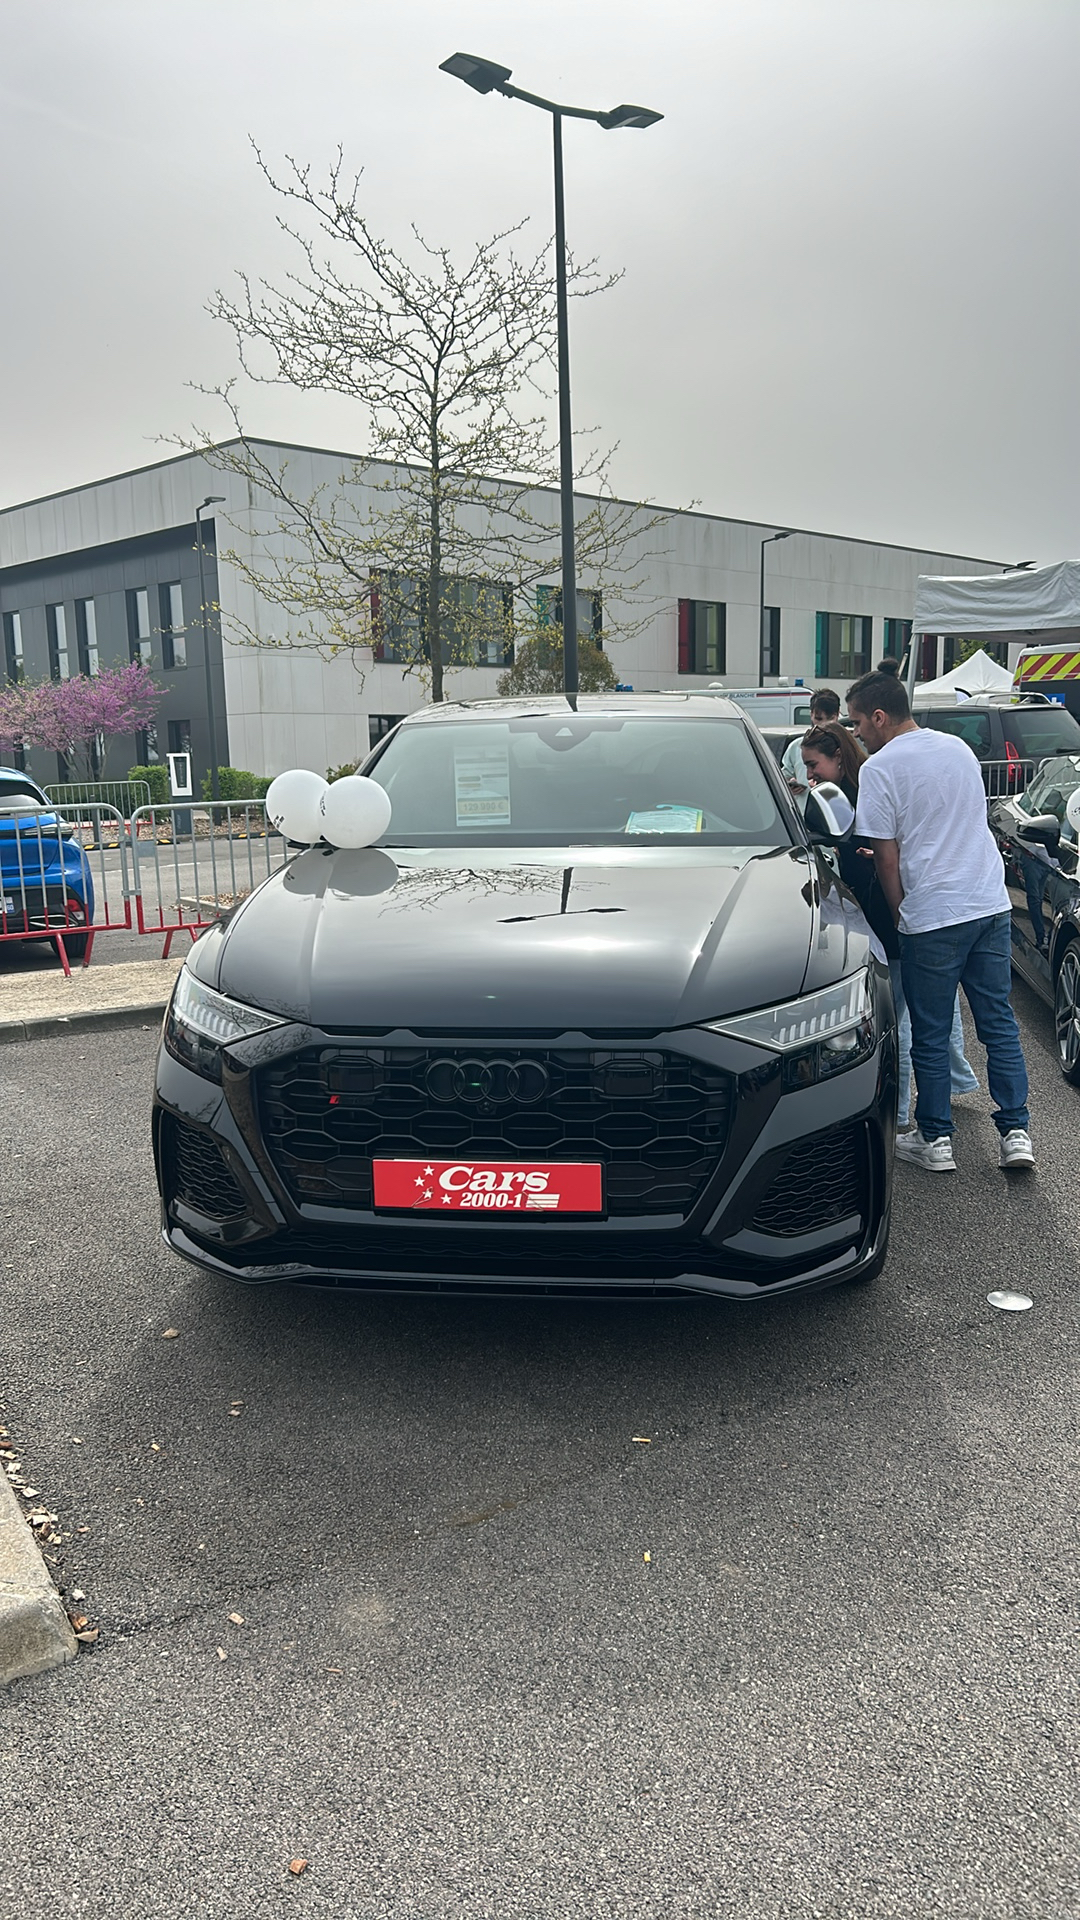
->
xmin=699 ymin=684 xmax=816 ymax=727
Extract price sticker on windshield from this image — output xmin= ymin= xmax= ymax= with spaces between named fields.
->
xmin=373 ymin=1158 xmax=603 ymax=1213
xmin=454 ymin=745 xmax=511 ymax=826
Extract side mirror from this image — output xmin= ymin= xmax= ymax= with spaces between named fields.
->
xmin=806 ymin=780 xmax=855 ymax=841
xmin=1017 ymin=813 xmax=1061 ymax=853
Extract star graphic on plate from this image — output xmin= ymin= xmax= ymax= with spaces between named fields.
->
xmin=423 ymin=1188 xmax=432 ymax=1200
xmin=424 ymin=1164 xmax=434 ymax=1176
xmin=414 ymin=1175 xmax=424 ymax=1188
xmin=442 ymin=1196 xmax=452 ymax=1205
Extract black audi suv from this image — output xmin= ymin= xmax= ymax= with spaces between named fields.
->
xmin=153 ymin=696 xmax=897 ymax=1300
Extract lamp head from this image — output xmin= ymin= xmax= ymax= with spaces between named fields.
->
xmin=439 ymin=52 xmax=513 ymax=93
xmin=200 ymin=495 xmax=225 ymax=509
xmin=596 ymin=103 xmax=664 ymax=130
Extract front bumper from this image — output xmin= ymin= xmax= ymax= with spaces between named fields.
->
xmin=152 ymin=1001 xmax=896 ymax=1301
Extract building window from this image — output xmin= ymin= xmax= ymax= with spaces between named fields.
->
xmin=136 ymin=725 xmax=160 ymax=765
xmin=159 ymin=582 xmax=187 ymax=669
xmin=882 ymin=618 xmax=911 ymax=663
xmin=2 ymin=611 xmax=23 ymax=682
xmin=369 ymin=714 xmax=405 ymax=750
xmin=815 ymin=612 xmax=871 ymax=681
xmin=677 ymin=599 xmax=727 ymax=675
xmin=46 ymin=604 xmax=70 ymax=680
xmin=373 ymin=574 xmax=513 ymax=667
xmin=167 ymin=719 xmax=192 ymax=755
xmin=760 ymin=606 xmax=781 ymax=678
xmin=127 ymin=587 xmax=152 ymax=667
xmin=452 ymin=578 xmax=514 ymax=666
xmin=74 ymin=598 xmax=100 ymax=676
xmin=537 ymin=585 xmax=604 ymax=644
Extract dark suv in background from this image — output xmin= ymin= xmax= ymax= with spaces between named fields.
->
xmin=912 ymin=698 xmax=1080 ymax=793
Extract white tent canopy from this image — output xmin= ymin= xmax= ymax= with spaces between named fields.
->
xmin=912 ymin=559 xmax=1080 ymax=636
xmin=913 ymin=648 xmax=1013 ymax=699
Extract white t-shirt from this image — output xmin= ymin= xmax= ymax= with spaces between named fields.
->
xmin=855 ymin=727 xmax=1009 ymax=935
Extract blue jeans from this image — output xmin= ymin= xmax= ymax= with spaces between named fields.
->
xmin=888 ymin=963 xmax=979 ymax=1127
xmin=899 ymin=912 xmax=1029 ymax=1140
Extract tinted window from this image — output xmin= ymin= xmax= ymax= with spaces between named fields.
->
xmin=369 ymin=717 xmax=790 ymax=848
xmin=922 ymin=711 xmax=993 ymax=754
xmin=0 ymin=777 xmax=49 ymax=810
xmin=1004 ymin=708 xmax=1080 ymax=756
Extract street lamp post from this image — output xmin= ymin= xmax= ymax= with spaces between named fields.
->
xmin=439 ymin=53 xmax=661 ymax=701
xmin=195 ymin=496 xmax=225 ymax=800
xmin=758 ymin=530 xmax=793 ymax=686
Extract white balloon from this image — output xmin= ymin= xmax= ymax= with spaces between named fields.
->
xmin=318 ymin=775 xmax=392 ymax=848
xmin=264 ymin=768 xmax=329 ymax=845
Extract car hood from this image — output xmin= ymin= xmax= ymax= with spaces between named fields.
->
xmin=204 ymin=844 xmax=868 ymax=1032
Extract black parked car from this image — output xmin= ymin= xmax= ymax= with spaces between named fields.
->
xmin=913 ymin=697 xmax=1080 ymax=792
xmin=153 ymin=696 xmax=896 ymax=1300
xmin=991 ymin=753 xmax=1080 ymax=1082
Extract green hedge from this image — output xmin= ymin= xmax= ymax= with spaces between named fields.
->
xmin=200 ymin=767 xmax=273 ymax=803
xmin=127 ymin=763 xmax=170 ymax=804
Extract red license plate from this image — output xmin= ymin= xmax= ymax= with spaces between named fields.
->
xmin=372 ymin=1159 xmax=604 ymax=1214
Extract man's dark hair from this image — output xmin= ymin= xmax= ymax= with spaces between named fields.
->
xmin=847 ymin=670 xmax=911 ymax=721
xmin=810 ymin=687 xmax=840 ymax=719
xmin=875 ymin=656 xmax=902 ymax=678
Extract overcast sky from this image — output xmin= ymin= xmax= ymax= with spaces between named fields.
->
xmin=2 ymin=0 xmax=1077 ymax=563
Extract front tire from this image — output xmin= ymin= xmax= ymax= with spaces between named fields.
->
xmin=1055 ymin=940 xmax=1080 ymax=1084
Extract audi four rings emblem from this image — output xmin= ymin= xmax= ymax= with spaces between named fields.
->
xmin=424 ymin=1057 xmax=550 ymax=1105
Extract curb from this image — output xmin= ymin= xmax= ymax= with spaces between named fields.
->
xmin=0 ymin=1002 xmax=168 ymax=1045
xmin=0 ymin=1470 xmax=77 ymax=1685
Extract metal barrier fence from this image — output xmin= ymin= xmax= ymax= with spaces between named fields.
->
xmin=45 ymin=778 xmax=153 ymax=816
xmin=1 ymin=800 xmax=292 ymax=972
xmin=0 ymin=802 xmax=133 ymax=974
xmin=983 ymin=757 xmax=1038 ymax=798
xmin=127 ymin=802 xmax=290 ymax=955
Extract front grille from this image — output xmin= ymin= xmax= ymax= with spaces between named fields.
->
xmin=257 ymin=1045 xmax=734 ymax=1216
xmin=751 ymin=1123 xmax=865 ymax=1236
xmin=168 ymin=1118 xmax=249 ymax=1221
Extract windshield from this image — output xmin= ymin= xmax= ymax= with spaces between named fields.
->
xmin=368 ymin=716 xmax=792 ymax=849
xmin=1004 ymin=708 xmax=1080 ymax=756
xmin=1017 ymin=755 xmax=1080 ymax=837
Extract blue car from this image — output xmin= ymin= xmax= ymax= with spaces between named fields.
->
xmin=0 ymin=767 xmax=95 ymax=961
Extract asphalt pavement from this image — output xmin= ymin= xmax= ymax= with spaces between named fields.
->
xmin=0 ymin=984 xmax=1076 ymax=1919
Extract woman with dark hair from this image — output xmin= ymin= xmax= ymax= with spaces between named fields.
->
xmin=800 ymin=721 xmax=865 ymax=801
xmin=801 ymin=724 xmax=979 ymax=1128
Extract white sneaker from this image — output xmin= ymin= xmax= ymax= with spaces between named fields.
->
xmin=999 ymin=1129 xmax=1035 ymax=1170
xmin=895 ymin=1130 xmax=957 ymax=1173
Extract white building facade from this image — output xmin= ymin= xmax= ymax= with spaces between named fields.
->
xmin=0 ymin=441 xmax=1001 ymax=787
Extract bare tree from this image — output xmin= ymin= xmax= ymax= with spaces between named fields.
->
xmin=187 ymin=150 xmax=663 ymax=701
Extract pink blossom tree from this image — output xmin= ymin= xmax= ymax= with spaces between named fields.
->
xmin=0 ymin=666 xmax=163 ymax=778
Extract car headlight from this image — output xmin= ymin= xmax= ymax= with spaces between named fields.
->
xmin=164 ymin=968 xmax=286 ymax=1082
xmin=705 ymin=971 xmax=876 ymax=1089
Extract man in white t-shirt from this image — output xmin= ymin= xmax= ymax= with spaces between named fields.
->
xmin=847 ymin=669 xmax=1033 ymax=1174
